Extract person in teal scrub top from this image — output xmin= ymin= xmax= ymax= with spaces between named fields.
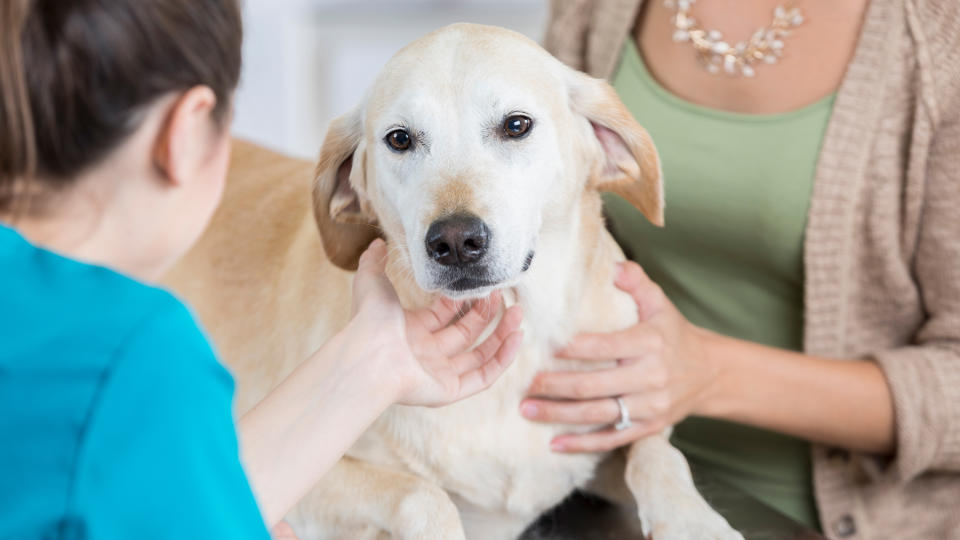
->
xmin=0 ymin=2 xmax=522 ymax=539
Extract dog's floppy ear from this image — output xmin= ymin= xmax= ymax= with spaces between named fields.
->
xmin=566 ymin=69 xmax=664 ymax=226
xmin=313 ymin=107 xmax=381 ymax=270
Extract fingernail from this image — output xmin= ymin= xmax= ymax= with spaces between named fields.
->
xmin=520 ymin=402 xmax=538 ymax=418
xmin=550 ymin=440 xmax=566 ymax=452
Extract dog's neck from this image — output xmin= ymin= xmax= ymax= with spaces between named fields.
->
xmin=512 ymin=192 xmax=611 ymax=346
xmin=385 ymin=190 xmax=619 ymax=348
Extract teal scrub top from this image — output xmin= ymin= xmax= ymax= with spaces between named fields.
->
xmin=0 ymin=224 xmax=270 ymax=539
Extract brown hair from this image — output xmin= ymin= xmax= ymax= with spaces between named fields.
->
xmin=0 ymin=0 xmax=242 ymax=212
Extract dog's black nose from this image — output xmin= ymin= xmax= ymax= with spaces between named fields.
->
xmin=425 ymin=214 xmax=490 ymax=267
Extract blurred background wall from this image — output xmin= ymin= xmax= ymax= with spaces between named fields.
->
xmin=234 ymin=0 xmax=549 ymax=159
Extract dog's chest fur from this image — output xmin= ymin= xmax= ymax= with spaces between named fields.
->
xmin=350 ymin=343 xmax=601 ymax=518
xmin=348 ymin=228 xmax=637 ymax=528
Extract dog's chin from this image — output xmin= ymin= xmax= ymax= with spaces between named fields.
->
xmin=415 ymin=251 xmax=535 ymax=299
xmin=428 ymin=252 xmax=535 ymax=300
xmin=441 ymin=282 xmax=502 ymax=300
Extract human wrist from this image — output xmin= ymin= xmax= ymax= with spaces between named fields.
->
xmin=692 ymin=326 xmax=740 ymax=419
xmin=335 ymin=317 xmax=408 ymax=406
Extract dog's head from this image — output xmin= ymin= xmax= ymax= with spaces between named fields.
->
xmin=314 ymin=23 xmax=662 ymax=299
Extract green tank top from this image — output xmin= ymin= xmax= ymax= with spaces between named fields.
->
xmin=608 ymin=39 xmax=835 ymax=530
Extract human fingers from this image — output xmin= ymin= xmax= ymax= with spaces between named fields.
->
xmin=614 ymin=261 xmax=667 ymax=319
xmin=270 ymin=521 xmax=300 ymax=540
xmin=520 ymin=391 xmax=670 ymax=425
xmin=450 ymin=304 xmax=523 ymax=372
xmin=431 ymin=291 xmax=504 ymax=354
xmin=409 ymin=295 xmax=468 ymax=332
xmin=351 ymin=239 xmax=396 ymax=314
xmin=527 ymin=363 xmax=650 ymax=400
xmin=519 ymin=396 xmax=620 ymax=424
xmin=555 ymin=325 xmax=661 ymax=360
xmin=549 ymin=421 xmax=664 ymax=453
xmin=452 ymin=330 xmax=523 ymax=400
xmin=355 ymin=238 xmax=388 ymax=276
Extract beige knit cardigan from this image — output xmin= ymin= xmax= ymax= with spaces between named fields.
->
xmin=544 ymin=0 xmax=960 ymax=538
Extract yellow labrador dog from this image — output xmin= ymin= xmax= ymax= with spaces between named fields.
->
xmin=165 ymin=23 xmax=742 ymax=540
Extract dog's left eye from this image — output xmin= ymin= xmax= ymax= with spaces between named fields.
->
xmin=502 ymin=115 xmax=533 ymax=139
xmin=385 ymin=129 xmax=412 ymax=151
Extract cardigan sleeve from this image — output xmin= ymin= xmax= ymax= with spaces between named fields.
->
xmin=872 ymin=18 xmax=960 ymax=479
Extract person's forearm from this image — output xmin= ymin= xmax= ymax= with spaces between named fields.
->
xmin=699 ymin=329 xmax=896 ymax=455
xmin=237 ymin=322 xmax=398 ymax=527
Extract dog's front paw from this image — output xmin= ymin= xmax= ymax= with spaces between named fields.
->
xmin=643 ymin=500 xmax=744 ymax=540
xmin=391 ymin=484 xmax=466 ymax=540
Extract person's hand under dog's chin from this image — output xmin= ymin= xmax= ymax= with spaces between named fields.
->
xmin=350 ymin=238 xmax=526 ymax=407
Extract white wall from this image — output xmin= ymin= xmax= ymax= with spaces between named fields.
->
xmin=234 ymin=0 xmax=549 ymax=159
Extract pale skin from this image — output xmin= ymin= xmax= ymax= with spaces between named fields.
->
xmin=7 ymin=87 xmax=522 ymax=531
xmin=522 ymin=0 xmax=896 ymax=456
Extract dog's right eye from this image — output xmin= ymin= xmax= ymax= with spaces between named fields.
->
xmin=386 ymin=129 xmax=412 ymax=152
xmin=503 ymin=115 xmax=533 ymax=139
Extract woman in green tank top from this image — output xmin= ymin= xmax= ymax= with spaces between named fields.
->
xmin=521 ymin=1 xmax=895 ymax=534
xmin=607 ymin=38 xmax=832 ymax=528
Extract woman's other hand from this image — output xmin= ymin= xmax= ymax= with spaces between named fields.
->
xmin=521 ymin=261 xmax=719 ymax=452
xmin=351 ymin=239 xmax=524 ymax=407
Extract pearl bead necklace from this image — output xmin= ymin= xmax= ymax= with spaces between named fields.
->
xmin=665 ymin=0 xmax=805 ymax=77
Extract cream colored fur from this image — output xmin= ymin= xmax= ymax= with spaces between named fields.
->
xmin=164 ymin=23 xmax=741 ymax=540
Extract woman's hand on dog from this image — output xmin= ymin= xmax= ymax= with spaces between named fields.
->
xmin=352 ymin=239 xmax=524 ymax=407
xmin=521 ymin=261 xmax=720 ymax=452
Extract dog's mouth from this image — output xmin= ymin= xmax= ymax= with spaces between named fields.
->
xmin=437 ymin=266 xmax=500 ymax=295
xmin=447 ymin=276 xmax=499 ymax=292
xmin=521 ymin=251 xmax=535 ymax=272
xmin=436 ymin=250 xmax=535 ymax=296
